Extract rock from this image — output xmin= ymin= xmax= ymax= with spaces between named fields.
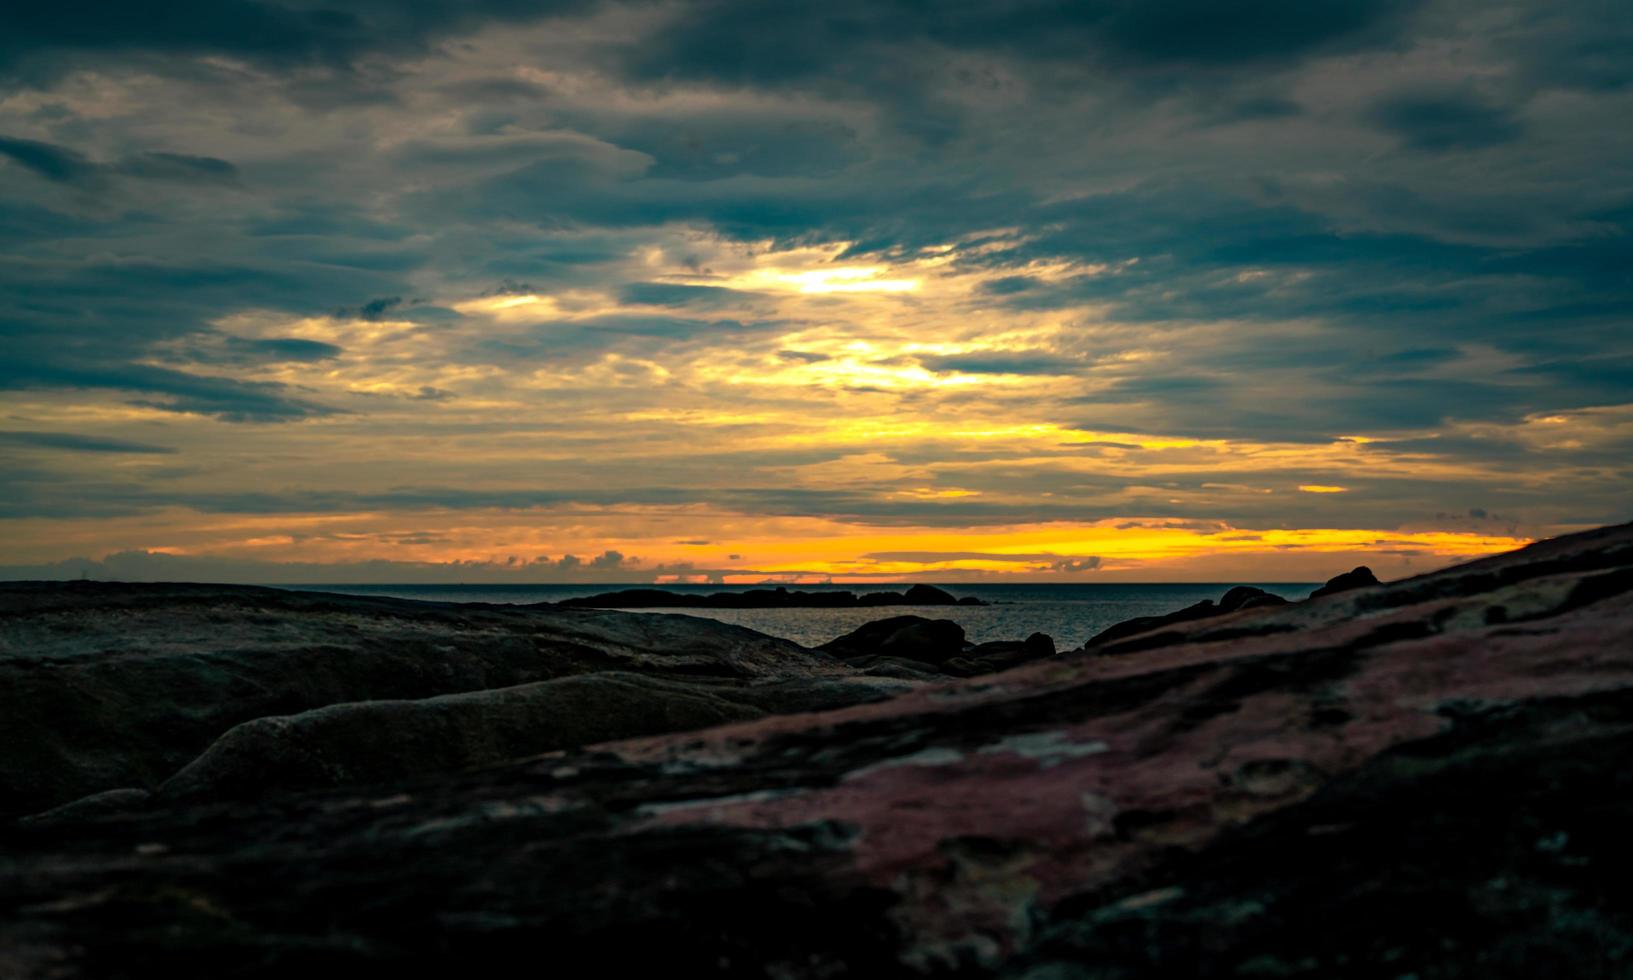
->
xmin=817 ymin=616 xmax=968 ymax=665
xmin=157 ymin=673 xmax=766 ymax=803
xmin=1218 ymin=586 xmax=1288 ymax=612
xmin=843 ymin=655 xmax=944 ymax=679
xmin=901 ymin=583 xmax=960 ymax=605
xmin=5 ymin=524 xmax=1632 ymax=977
xmin=17 ymin=788 xmax=150 ymax=828
xmin=942 ymin=632 xmax=1057 ymax=677
xmin=1083 ymin=598 xmax=1219 ymax=649
xmin=1310 ymin=565 xmax=1381 ymax=598
xmin=0 ymin=583 xmax=842 ymax=818
xmin=1084 ymin=586 xmax=1295 ymax=652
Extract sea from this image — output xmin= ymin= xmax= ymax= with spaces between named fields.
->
xmin=283 ymin=582 xmax=1318 ymax=649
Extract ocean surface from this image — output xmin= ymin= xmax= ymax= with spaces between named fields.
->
xmin=284 ymin=582 xmax=1318 ymax=649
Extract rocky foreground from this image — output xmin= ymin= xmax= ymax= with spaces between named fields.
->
xmin=2 ymin=524 xmax=1632 ymax=977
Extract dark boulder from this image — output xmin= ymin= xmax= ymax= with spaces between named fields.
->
xmin=1084 ymin=598 xmax=1219 ymax=649
xmin=941 ymin=632 xmax=1056 ymax=676
xmin=1085 ymin=586 xmax=1296 ymax=651
xmin=1311 ymin=565 xmax=1381 ymax=599
xmin=901 ymin=584 xmax=960 ymax=605
xmin=1218 ymin=586 xmax=1288 ymax=613
xmin=818 ymin=616 xmax=968 ymax=666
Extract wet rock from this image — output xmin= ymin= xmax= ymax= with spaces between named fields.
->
xmin=1310 ymin=565 xmax=1381 ymax=599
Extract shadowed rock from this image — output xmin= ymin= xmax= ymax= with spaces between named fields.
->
xmin=942 ymin=632 xmax=1056 ymax=677
xmin=818 ymin=615 xmax=969 ymax=666
xmin=1083 ymin=597 xmax=1223 ymax=649
xmin=16 ymin=788 xmax=150 ymax=829
xmin=1218 ymin=586 xmax=1288 ymax=612
xmin=158 ymin=673 xmax=766 ymax=802
xmin=1310 ymin=565 xmax=1381 ymax=598
xmin=1083 ymin=586 xmax=1293 ymax=652
xmin=0 ymin=583 xmax=848 ymax=818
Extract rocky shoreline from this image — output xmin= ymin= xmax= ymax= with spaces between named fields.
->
xmin=2 ymin=523 xmax=1631 ymax=977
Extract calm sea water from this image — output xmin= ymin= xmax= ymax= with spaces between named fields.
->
xmin=285 ymin=583 xmax=1317 ymax=649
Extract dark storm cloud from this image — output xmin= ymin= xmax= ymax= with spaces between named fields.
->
xmin=1367 ymin=89 xmax=1524 ymax=152
xmin=0 ymin=134 xmax=96 ymax=182
xmin=617 ymin=283 xmax=743 ymax=307
xmin=0 ymin=135 xmax=239 ymax=187
xmin=1 ymin=1 xmax=598 ymax=81
xmin=0 ymin=430 xmax=176 ymax=454
xmin=1499 ymin=0 xmax=1633 ymax=92
xmin=919 ymin=352 xmax=1085 ymax=376
xmin=0 ymin=357 xmax=335 ymax=423
xmin=616 ymin=0 xmax=1422 ymax=86
xmin=581 ymin=114 xmax=868 ymax=181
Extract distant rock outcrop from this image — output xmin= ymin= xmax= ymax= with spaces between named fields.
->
xmin=1310 ymin=565 xmax=1381 ymax=598
xmin=1081 ymin=585 xmax=1290 ymax=651
xmin=557 ymin=583 xmax=981 ymax=609
xmin=818 ymin=615 xmax=969 ymax=666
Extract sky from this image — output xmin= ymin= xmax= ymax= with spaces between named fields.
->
xmin=1 ymin=0 xmax=1630 ymax=584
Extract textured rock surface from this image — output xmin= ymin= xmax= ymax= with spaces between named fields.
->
xmin=0 ymin=583 xmax=848 ymax=817
xmin=2 ymin=523 xmax=1632 ymax=978
xmin=1309 ymin=565 xmax=1381 ymax=599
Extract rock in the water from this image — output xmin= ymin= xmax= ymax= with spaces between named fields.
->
xmin=1083 ymin=598 xmax=1220 ymax=649
xmin=1311 ymin=565 xmax=1381 ymax=598
xmin=817 ymin=615 xmax=968 ymax=665
xmin=901 ymin=583 xmax=960 ymax=605
xmin=1084 ymin=586 xmax=1295 ymax=651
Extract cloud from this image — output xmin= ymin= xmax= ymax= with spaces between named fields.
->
xmin=1367 ymin=89 xmax=1524 ymax=152
xmin=0 ymin=0 xmax=599 ymax=82
xmin=919 ymin=352 xmax=1085 ymax=376
xmin=0 ymin=547 xmax=642 ymax=585
xmin=0 ymin=0 xmax=1629 ymax=575
xmin=0 ymin=134 xmax=95 ymax=182
xmin=0 ymin=430 xmax=176 ymax=454
xmin=0 ymin=135 xmax=238 ymax=188
xmin=863 ymin=552 xmax=1101 ymax=570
